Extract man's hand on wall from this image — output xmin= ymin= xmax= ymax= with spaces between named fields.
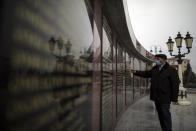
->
xmin=131 ymin=69 xmax=136 ymax=73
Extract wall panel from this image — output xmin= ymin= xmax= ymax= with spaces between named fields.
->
xmin=116 ymin=44 xmax=124 ymax=116
xmin=125 ymin=53 xmax=133 ymax=105
xmin=0 ymin=0 xmax=93 ymax=130
xmin=101 ymin=16 xmax=113 ymax=131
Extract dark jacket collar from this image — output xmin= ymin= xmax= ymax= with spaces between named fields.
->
xmin=153 ymin=62 xmax=170 ymax=71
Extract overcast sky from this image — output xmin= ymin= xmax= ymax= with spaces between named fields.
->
xmin=127 ymin=0 xmax=196 ymax=72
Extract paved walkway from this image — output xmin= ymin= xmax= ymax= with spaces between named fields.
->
xmin=115 ymin=94 xmax=196 ymax=131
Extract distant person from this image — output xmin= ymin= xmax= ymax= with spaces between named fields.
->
xmin=131 ymin=54 xmax=180 ymax=131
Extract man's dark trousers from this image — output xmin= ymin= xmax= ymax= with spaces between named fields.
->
xmin=155 ymin=102 xmax=172 ymax=131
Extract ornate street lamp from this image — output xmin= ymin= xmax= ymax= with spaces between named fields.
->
xmin=166 ymin=37 xmax=174 ymax=52
xmin=166 ymin=32 xmax=193 ymax=105
xmin=48 ymin=36 xmax=67 ymax=62
xmin=57 ymin=36 xmax=64 ymax=50
xmin=184 ymin=32 xmax=193 ymax=50
xmin=48 ymin=37 xmax=56 ymax=53
xmin=175 ymin=32 xmax=183 ymax=48
xmin=150 ymin=45 xmax=162 ymax=54
xmin=65 ymin=39 xmax=72 ymax=55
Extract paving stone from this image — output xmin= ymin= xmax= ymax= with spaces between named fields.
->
xmin=115 ymin=94 xmax=196 ymax=131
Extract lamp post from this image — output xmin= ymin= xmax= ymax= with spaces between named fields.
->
xmin=48 ymin=36 xmax=68 ymax=62
xmin=149 ymin=45 xmax=163 ymax=67
xmin=166 ymin=32 xmax=193 ymax=105
xmin=150 ymin=45 xmax=162 ymax=55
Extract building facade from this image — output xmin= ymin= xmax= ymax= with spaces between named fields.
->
xmin=167 ymin=57 xmax=190 ymax=73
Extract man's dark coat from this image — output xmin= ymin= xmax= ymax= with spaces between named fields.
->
xmin=134 ymin=62 xmax=180 ymax=104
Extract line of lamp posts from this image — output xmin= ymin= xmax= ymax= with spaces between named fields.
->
xmin=150 ymin=32 xmax=193 ymax=105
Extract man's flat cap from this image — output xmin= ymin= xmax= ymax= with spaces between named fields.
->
xmin=155 ymin=54 xmax=167 ymax=60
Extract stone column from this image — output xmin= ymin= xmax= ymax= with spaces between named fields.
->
xmin=177 ymin=63 xmax=191 ymax=105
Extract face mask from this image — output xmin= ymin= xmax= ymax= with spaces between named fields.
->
xmin=155 ymin=60 xmax=161 ymax=66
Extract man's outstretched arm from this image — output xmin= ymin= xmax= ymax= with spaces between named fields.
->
xmin=131 ymin=69 xmax=152 ymax=78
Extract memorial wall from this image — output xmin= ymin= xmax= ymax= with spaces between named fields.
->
xmin=0 ymin=0 xmax=93 ymax=130
xmin=0 ymin=0 xmax=151 ymax=131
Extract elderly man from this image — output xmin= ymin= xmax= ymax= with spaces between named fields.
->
xmin=131 ymin=54 xmax=180 ymax=131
